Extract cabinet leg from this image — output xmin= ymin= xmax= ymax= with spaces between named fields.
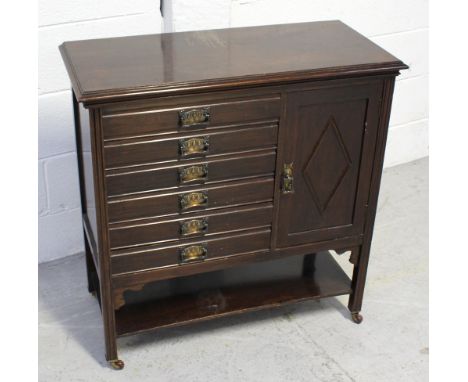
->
xmin=84 ymin=231 xmax=97 ymax=295
xmin=103 ymin=303 xmax=121 ymax=369
xmin=347 ymin=78 xmax=395 ymax=324
xmin=104 ymin=323 xmax=122 ymax=369
xmin=100 ymin=256 xmax=121 ymax=369
xmin=348 ymin=245 xmax=370 ymax=318
xmin=302 ymin=253 xmax=317 ymax=277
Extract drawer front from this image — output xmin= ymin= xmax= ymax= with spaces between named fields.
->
xmin=106 ymin=151 xmax=276 ymax=197
xmin=107 ymin=177 xmax=274 ymax=223
xmin=104 ymin=123 xmax=278 ymax=169
xmin=109 ymin=204 xmax=273 ymax=249
xmin=102 ymin=96 xmax=280 ymax=140
xmin=110 ymin=230 xmax=271 ymax=275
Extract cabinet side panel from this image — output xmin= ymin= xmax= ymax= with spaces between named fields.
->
xmin=77 ymin=101 xmax=99 ymax=260
xmin=348 ymin=76 xmax=397 ymax=313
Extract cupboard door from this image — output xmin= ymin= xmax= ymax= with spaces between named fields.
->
xmin=275 ymin=82 xmax=382 ymax=247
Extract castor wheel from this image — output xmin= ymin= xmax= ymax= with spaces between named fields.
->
xmin=351 ymin=311 xmax=363 ymax=324
xmin=109 ymin=359 xmax=125 ymax=370
xmin=91 ymin=290 xmax=97 ymax=297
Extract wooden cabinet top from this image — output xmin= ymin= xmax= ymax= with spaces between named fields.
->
xmin=60 ymin=20 xmax=407 ymax=104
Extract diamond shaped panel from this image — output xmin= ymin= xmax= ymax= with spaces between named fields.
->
xmin=303 ymin=117 xmax=352 ymax=213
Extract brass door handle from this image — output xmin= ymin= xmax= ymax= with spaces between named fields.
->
xmin=281 ymin=162 xmax=294 ymax=194
xmin=179 ymin=108 xmax=210 ymax=128
xmin=179 ymin=137 xmax=209 ymax=157
xmin=180 ymin=218 xmax=208 ymax=236
xmin=179 ymin=164 xmax=208 ymax=184
xmin=180 ymin=244 xmax=207 ymax=263
xmin=179 ymin=191 xmax=208 ymax=210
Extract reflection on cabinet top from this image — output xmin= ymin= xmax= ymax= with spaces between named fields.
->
xmin=59 ymin=20 xmax=407 ymax=104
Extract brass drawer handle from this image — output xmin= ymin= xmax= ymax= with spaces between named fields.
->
xmin=179 ymin=164 xmax=208 ymax=184
xmin=281 ymin=162 xmax=294 ymax=194
xmin=180 ymin=218 xmax=208 ymax=236
xmin=180 ymin=244 xmax=207 ymax=263
xmin=179 ymin=136 xmax=209 ymax=157
xmin=179 ymin=191 xmax=208 ymax=210
xmin=179 ymin=108 xmax=210 ymax=127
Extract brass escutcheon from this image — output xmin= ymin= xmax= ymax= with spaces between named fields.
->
xmin=179 ymin=108 xmax=210 ymax=127
xmin=179 ymin=136 xmax=209 ymax=157
xmin=282 ymin=162 xmax=294 ymax=193
xmin=179 ymin=164 xmax=208 ymax=184
xmin=180 ymin=218 xmax=208 ymax=236
xmin=180 ymin=244 xmax=207 ymax=263
xmin=179 ymin=191 xmax=208 ymax=210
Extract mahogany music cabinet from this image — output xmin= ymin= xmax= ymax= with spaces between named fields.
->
xmin=60 ymin=20 xmax=407 ymax=369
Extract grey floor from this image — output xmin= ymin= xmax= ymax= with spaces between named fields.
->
xmin=39 ymin=158 xmax=428 ymax=382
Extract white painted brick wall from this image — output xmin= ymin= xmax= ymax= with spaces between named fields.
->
xmin=163 ymin=0 xmax=232 ymax=32
xmin=39 ymin=0 xmax=156 ymax=26
xmin=390 ymin=76 xmax=428 ymax=127
xmin=45 ymin=154 xmax=81 ymax=213
xmin=167 ymin=0 xmax=429 ymax=169
xmin=38 ymin=161 xmax=47 ymax=216
xmin=229 ymin=0 xmax=428 ymax=35
xmin=39 ymin=13 xmax=164 ymax=94
xmin=38 ymin=0 xmax=428 ymax=263
xmin=38 ymin=1 xmax=163 ymax=263
xmin=38 ymin=90 xmax=75 ymax=158
xmin=38 ymin=209 xmax=84 ymax=263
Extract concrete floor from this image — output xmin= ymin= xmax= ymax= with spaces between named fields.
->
xmin=39 ymin=157 xmax=428 ymax=382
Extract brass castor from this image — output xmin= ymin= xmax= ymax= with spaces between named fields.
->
xmin=109 ymin=359 xmax=125 ymax=370
xmin=351 ymin=312 xmax=363 ymax=324
xmin=91 ymin=291 xmax=97 ymax=297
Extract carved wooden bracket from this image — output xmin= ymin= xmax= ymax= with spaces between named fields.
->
xmin=335 ymin=248 xmax=350 ymax=255
xmin=113 ymin=284 xmax=146 ymax=310
xmin=335 ymin=247 xmax=360 ymax=265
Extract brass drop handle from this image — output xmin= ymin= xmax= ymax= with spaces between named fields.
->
xmin=282 ymin=162 xmax=294 ymax=194
xmin=179 ymin=191 xmax=208 ymax=210
xmin=180 ymin=244 xmax=207 ymax=263
xmin=180 ymin=218 xmax=208 ymax=236
xmin=179 ymin=136 xmax=210 ymax=157
xmin=179 ymin=108 xmax=210 ymax=127
xmin=179 ymin=164 xmax=208 ymax=184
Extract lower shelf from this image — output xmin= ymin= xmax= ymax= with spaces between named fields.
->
xmin=115 ymin=251 xmax=351 ymax=337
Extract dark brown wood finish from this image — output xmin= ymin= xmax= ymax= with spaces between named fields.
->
xmin=275 ymin=81 xmax=382 ymax=246
xmin=103 ymin=122 xmax=278 ymax=169
xmin=61 ymin=21 xmax=407 ymax=368
xmin=111 ymin=234 xmax=363 ymax=291
xmin=109 ymin=203 xmax=273 ymax=249
xmin=111 ymin=229 xmax=271 ymax=275
xmin=60 ymin=20 xmax=406 ymax=104
xmin=76 ymin=101 xmax=99 ymax=250
xmin=107 ymin=177 xmax=274 ymax=223
xmin=101 ymin=95 xmax=280 ymax=140
xmin=115 ymin=252 xmax=351 ymax=336
xmin=348 ymin=77 xmax=397 ymax=314
xmin=74 ymin=97 xmax=137 ymax=365
xmin=105 ymin=150 xmax=276 ymax=196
